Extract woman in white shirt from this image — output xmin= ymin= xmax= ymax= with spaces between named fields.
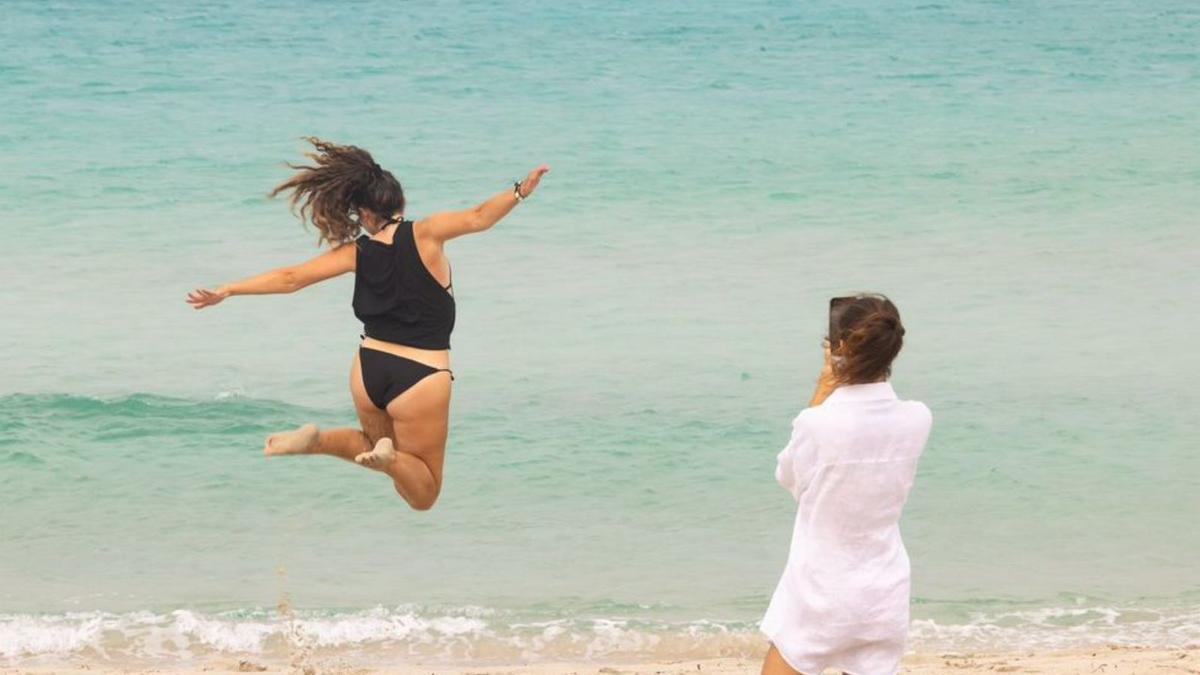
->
xmin=761 ymin=294 xmax=932 ymax=675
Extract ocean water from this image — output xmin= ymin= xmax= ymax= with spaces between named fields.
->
xmin=2 ymin=0 xmax=1198 ymax=666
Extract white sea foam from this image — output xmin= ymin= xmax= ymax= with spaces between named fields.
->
xmin=0 ymin=608 xmax=746 ymax=662
xmin=908 ymin=604 xmax=1200 ymax=652
xmin=0 ymin=613 xmax=107 ymax=659
xmin=3 ymin=603 xmax=1197 ymax=664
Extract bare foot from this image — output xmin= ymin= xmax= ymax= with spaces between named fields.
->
xmin=354 ymin=437 xmax=396 ymax=471
xmin=264 ymin=423 xmax=319 ymax=457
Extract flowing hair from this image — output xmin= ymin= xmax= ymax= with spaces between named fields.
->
xmin=270 ymin=137 xmax=405 ymax=246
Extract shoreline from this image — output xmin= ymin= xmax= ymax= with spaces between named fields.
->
xmin=6 ymin=647 xmax=1198 ymax=674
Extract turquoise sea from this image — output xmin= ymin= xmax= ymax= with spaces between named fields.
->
xmin=2 ymin=0 xmax=1198 ymax=666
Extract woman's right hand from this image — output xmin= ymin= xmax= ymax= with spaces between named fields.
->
xmin=810 ymin=346 xmax=840 ymax=407
xmin=186 ymin=288 xmax=229 ymax=309
xmin=820 ymin=346 xmax=836 ymax=382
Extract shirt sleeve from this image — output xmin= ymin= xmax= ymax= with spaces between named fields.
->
xmin=774 ymin=415 xmax=818 ymax=501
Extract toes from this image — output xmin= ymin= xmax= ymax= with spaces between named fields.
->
xmin=354 ymin=450 xmax=391 ymax=468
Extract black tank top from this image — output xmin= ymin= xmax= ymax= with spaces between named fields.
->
xmin=353 ymin=220 xmax=455 ymax=350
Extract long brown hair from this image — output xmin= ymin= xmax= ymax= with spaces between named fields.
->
xmin=270 ymin=137 xmax=404 ymax=246
xmin=828 ymin=293 xmax=906 ymax=384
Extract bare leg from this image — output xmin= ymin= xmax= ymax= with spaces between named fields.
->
xmin=377 ymin=370 xmax=450 ymax=510
xmin=383 ymin=437 xmax=440 ymax=509
xmin=355 ymin=435 xmax=440 ymax=504
xmin=263 ymin=423 xmax=320 ymax=456
xmin=761 ymin=644 xmax=803 ymax=675
xmin=268 ymin=351 xmax=450 ymax=511
xmin=349 ymin=352 xmax=451 ymax=510
xmin=265 ymin=353 xmax=392 ymax=461
xmin=264 ymin=425 xmax=378 ymax=461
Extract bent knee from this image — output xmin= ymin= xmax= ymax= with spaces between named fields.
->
xmin=400 ymin=484 xmax=441 ymax=511
xmin=407 ymin=493 xmax=439 ymax=511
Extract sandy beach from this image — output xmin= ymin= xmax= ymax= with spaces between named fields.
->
xmin=6 ymin=647 xmax=1197 ymax=675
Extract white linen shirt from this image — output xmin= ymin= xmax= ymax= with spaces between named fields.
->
xmin=761 ymin=382 xmax=932 ymax=675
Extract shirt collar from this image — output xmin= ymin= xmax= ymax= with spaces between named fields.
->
xmin=823 ymin=381 xmax=898 ymax=404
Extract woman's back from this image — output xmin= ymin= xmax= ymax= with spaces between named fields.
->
xmin=353 ymin=220 xmax=456 ymax=351
xmin=796 ymin=383 xmax=930 ymax=542
xmin=763 ymin=382 xmax=932 ymax=675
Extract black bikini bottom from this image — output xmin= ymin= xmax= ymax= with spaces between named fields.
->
xmin=359 ymin=347 xmax=453 ymax=410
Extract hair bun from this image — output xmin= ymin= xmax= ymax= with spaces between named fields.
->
xmin=828 ymin=293 xmax=904 ymax=384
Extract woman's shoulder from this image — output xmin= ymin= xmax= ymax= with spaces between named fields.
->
xmin=792 ymin=406 xmax=820 ymax=426
xmin=791 ymin=406 xmax=833 ymax=436
xmin=901 ymin=398 xmax=933 ymax=423
xmin=894 ymin=392 xmax=929 ymax=409
xmin=896 ymin=399 xmax=934 ymax=439
xmin=798 ymin=396 xmax=931 ymax=428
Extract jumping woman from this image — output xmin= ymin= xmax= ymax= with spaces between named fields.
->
xmin=187 ymin=138 xmax=549 ymax=510
xmin=760 ymin=294 xmax=932 ymax=675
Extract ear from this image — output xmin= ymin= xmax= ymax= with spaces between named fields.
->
xmin=828 ymin=337 xmax=845 ymax=358
xmin=357 ymin=209 xmax=377 ymax=230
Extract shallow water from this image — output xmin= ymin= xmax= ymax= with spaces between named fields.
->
xmin=1 ymin=0 xmax=1198 ymax=663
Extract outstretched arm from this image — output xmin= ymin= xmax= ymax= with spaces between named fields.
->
xmin=418 ymin=165 xmax=550 ymax=243
xmin=186 ymin=243 xmax=356 ymax=309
